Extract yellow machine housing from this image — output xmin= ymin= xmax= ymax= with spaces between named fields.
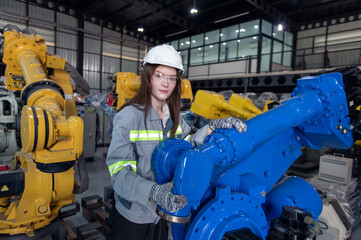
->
xmin=112 ymin=72 xmax=193 ymax=110
xmin=1 ymin=24 xmax=83 ymax=236
xmin=190 ymin=90 xmax=263 ymax=120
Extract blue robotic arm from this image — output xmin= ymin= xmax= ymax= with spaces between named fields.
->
xmin=152 ymin=70 xmax=356 ymax=240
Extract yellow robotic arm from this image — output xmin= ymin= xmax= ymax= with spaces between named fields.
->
xmin=0 ymin=24 xmax=83 ymax=236
xmin=190 ymin=90 xmax=263 ymax=120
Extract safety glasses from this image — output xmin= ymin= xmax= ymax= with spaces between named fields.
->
xmin=153 ymin=71 xmax=178 ymax=85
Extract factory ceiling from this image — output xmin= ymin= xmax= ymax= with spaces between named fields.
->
xmin=30 ymin=0 xmax=361 ymax=44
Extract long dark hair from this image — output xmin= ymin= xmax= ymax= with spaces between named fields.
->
xmin=119 ymin=64 xmax=182 ymax=137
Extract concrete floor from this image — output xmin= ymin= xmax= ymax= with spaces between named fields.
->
xmin=65 ymin=146 xmax=361 ymax=240
xmin=65 ymin=146 xmax=110 ymax=231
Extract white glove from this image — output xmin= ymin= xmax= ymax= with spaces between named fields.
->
xmin=209 ymin=117 xmax=247 ymax=133
xmin=150 ymin=182 xmax=188 ymax=213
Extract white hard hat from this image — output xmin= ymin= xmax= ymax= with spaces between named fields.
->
xmin=142 ymin=44 xmax=184 ymax=74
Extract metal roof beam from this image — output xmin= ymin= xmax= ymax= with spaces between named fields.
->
xmin=105 ymin=3 xmax=134 ymax=19
xmin=80 ymin=0 xmax=108 ymax=14
xmin=123 ymin=0 xmax=200 ymax=32
xmin=245 ymin=0 xmax=294 ymax=28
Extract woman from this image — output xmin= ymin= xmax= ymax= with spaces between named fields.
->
xmin=106 ymin=44 xmax=246 ymax=240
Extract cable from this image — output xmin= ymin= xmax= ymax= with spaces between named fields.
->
xmin=318 ymin=220 xmax=329 ymax=230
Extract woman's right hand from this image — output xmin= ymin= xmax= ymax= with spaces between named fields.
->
xmin=150 ymin=182 xmax=188 ymax=213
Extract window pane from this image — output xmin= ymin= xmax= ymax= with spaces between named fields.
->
xmin=285 ymin=31 xmax=293 ymax=46
xmin=262 ymin=20 xmax=272 ymax=36
xmin=179 ymin=37 xmax=191 ymax=50
xmin=204 ymin=44 xmax=219 ymax=64
xmin=221 ymin=24 xmax=239 ymax=41
xmin=171 ymin=40 xmax=178 ymax=50
xmin=180 ymin=49 xmax=188 ymax=66
xmin=239 ymin=19 xmax=260 ymax=38
xmin=261 ymin=54 xmax=270 ymax=72
xmin=190 ymin=47 xmax=203 ymax=65
xmin=220 ymin=41 xmax=237 ymax=62
xmin=327 ymin=29 xmax=361 ymax=45
xmin=283 ymin=45 xmax=292 ymax=67
xmin=262 ymin=36 xmax=271 ymax=54
xmin=238 ymin=37 xmax=258 ymax=58
xmin=314 ymin=35 xmax=326 ymax=47
xmin=205 ymin=29 xmax=220 ymax=44
xmin=273 ymin=25 xmax=283 ymax=41
xmin=191 ymin=34 xmax=204 ymax=48
xmin=273 ymin=41 xmax=282 ymax=64
xmin=183 ymin=64 xmax=188 ymax=76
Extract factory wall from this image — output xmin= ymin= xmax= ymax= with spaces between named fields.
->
xmin=169 ymin=19 xmax=294 ymax=79
xmin=0 ymin=0 xmax=149 ymax=94
xmin=2 ymin=0 xmax=361 ymax=88
xmin=295 ymin=15 xmax=361 ymax=70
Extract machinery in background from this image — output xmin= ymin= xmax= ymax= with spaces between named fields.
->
xmin=77 ymin=103 xmax=97 ymax=160
xmin=190 ymin=90 xmax=263 ymax=120
xmin=0 ymin=88 xmax=20 ymax=165
xmin=109 ymin=72 xmax=193 ymax=111
xmin=151 ymin=66 xmax=361 ymax=240
xmin=0 ymin=24 xmax=84 ymax=237
xmin=268 ymin=206 xmax=320 ymax=240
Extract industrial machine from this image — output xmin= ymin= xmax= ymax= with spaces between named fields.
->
xmin=77 ymin=103 xmax=97 ymax=160
xmin=0 ymin=24 xmax=83 ymax=237
xmin=190 ymin=90 xmax=263 ymax=120
xmin=0 ymin=88 xmax=20 ymax=165
xmin=109 ymin=71 xmax=193 ymax=111
xmin=151 ymin=66 xmax=361 ymax=239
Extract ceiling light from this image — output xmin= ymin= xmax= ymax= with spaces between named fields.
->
xmin=186 ymin=41 xmax=190 ymax=44
xmin=58 ymin=5 xmax=66 ymax=12
xmin=198 ymin=47 xmax=202 ymax=50
xmin=69 ymin=9 xmax=76 ymax=16
xmin=190 ymin=0 xmax=198 ymax=14
xmin=210 ymin=45 xmax=213 ymax=48
xmin=240 ymin=28 xmax=246 ymax=32
xmin=237 ymin=40 xmax=240 ymax=42
xmin=47 ymin=1 xmax=55 ymax=9
xmin=205 ymin=37 xmax=208 ymax=40
xmin=222 ymin=42 xmax=226 ymax=45
xmin=192 ymin=40 xmax=196 ymax=43
xmin=220 ymin=33 xmax=223 ymax=37
xmin=190 ymin=8 xmax=198 ymax=14
xmin=253 ymin=36 xmax=257 ymax=39
xmin=254 ymin=25 xmax=259 ymax=29
xmin=137 ymin=27 xmax=144 ymax=32
xmin=277 ymin=24 xmax=283 ymax=31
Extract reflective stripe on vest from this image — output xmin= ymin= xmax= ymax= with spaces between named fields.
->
xmin=108 ymin=160 xmax=137 ymax=176
xmin=167 ymin=125 xmax=183 ymax=137
xmin=184 ymin=135 xmax=190 ymax=141
xmin=130 ymin=130 xmax=163 ymax=141
xmin=130 ymin=125 xmax=182 ymax=141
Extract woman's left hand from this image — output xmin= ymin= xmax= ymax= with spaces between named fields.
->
xmin=209 ymin=117 xmax=247 ymax=133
